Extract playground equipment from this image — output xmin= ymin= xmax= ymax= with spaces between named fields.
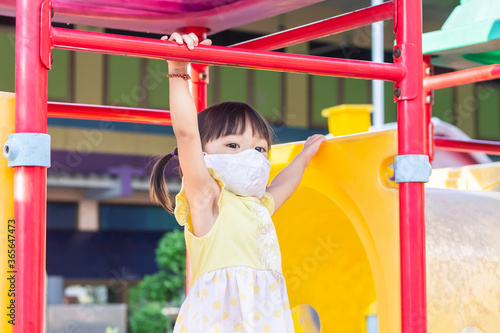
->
xmin=423 ymin=0 xmax=500 ymax=70
xmin=271 ymin=129 xmax=400 ymax=332
xmin=321 ymin=104 xmax=373 ymax=137
xmin=1 ymin=0 xmax=500 ymax=332
xmin=269 ymin=120 xmax=500 ymax=332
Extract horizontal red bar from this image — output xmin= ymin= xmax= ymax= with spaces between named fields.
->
xmin=52 ymin=27 xmax=405 ymax=81
xmin=434 ymin=136 xmax=500 ymax=156
xmin=48 ymin=102 xmax=172 ymax=125
xmin=231 ymin=2 xmax=394 ymax=51
xmin=424 ymin=64 xmax=500 ymax=90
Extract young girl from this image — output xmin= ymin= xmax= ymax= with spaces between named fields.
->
xmin=150 ymin=32 xmax=325 ymax=333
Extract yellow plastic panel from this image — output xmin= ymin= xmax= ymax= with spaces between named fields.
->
xmin=270 ymin=129 xmax=400 ymax=333
xmin=321 ymin=104 xmax=373 ymax=137
xmin=270 ymin=128 xmax=500 ymax=333
xmin=0 ymin=92 xmax=15 ymax=333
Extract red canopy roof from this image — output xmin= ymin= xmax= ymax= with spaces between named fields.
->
xmin=0 ymin=0 xmax=322 ymax=34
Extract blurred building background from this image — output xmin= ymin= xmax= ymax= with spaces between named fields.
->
xmin=0 ymin=0 xmax=499 ymax=331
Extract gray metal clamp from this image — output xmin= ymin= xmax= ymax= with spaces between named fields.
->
xmin=393 ymin=154 xmax=432 ymax=183
xmin=3 ymin=133 xmax=51 ymax=167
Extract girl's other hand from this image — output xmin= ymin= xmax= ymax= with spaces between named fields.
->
xmin=161 ymin=32 xmax=212 ymax=72
xmin=300 ymin=134 xmax=326 ymax=166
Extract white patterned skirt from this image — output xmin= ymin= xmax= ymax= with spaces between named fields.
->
xmin=173 ymin=266 xmax=295 ymax=333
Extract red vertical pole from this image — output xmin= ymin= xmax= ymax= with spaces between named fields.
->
xmin=423 ymin=56 xmax=434 ymax=161
xmin=190 ymin=63 xmax=210 ymax=112
xmin=183 ymin=27 xmax=209 ymax=294
xmin=395 ymin=0 xmax=428 ymax=332
xmin=14 ymin=0 xmax=49 ymax=331
xmin=185 ymin=27 xmax=209 ymax=112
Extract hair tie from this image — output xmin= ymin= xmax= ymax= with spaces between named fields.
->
xmin=170 ymin=147 xmax=178 ymax=158
xmin=170 ymin=151 xmax=176 ymax=158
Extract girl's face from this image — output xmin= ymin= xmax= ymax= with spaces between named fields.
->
xmin=204 ymin=123 xmax=269 ymax=159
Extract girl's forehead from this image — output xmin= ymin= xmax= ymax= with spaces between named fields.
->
xmin=222 ymin=132 xmax=267 ymax=142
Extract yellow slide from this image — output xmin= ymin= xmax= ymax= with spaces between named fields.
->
xmin=270 ymin=129 xmax=400 ymax=333
xmin=269 ymin=105 xmax=500 ymax=332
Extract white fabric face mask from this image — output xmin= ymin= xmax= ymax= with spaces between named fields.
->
xmin=204 ymin=149 xmax=271 ymax=199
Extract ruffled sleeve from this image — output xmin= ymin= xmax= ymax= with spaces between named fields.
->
xmin=174 ymin=178 xmax=190 ymax=228
xmin=259 ymin=191 xmax=275 ymax=216
xmin=174 ymin=168 xmax=226 ymax=229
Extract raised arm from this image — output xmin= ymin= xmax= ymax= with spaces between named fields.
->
xmin=164 ymin=33 xmax=211 ymax=143
xmin=267 ymin=134 xmax=326 ymax=214
xmin=163 ymin=33 xmax=219 ymax=235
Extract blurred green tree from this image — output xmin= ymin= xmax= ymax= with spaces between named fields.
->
xmin=129 ymin=230 xmax=186 ymax=332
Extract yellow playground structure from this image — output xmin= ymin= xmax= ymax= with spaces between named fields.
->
xmin=271 ymin=106 xmax=500 ymax=333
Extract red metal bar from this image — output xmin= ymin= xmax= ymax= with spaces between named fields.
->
xmin=434 ymin=136 xmax=500 ymax=155
xmin=424 ymin=64 xmax=500 ymax=91
xmin=47 ymin=102 xmax=172 ymax=125
xmin=190 ymin=63 xmax=210 ymax=111
xmin=231 ymin=1 xmax=394 ymax=51
xmin=51 ymin=27 xmax=405 ymax=82
xmin=187 ymin=27 xmax=209 ymax=113
xmin=14 ymin=0 xmax=49 ymax=331
xmin=395 ymin=0 xmax=427 ymax=332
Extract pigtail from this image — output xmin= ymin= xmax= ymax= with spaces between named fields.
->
xmin=149 ymin=147 xmax=178 ymax=213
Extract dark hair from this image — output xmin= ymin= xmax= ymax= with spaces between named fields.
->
xmin=150 ymin=101 xmax=273 ymax=212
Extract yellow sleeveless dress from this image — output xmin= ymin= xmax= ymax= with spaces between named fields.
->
xmin=173 ymin=169 xmax=294 ymax=333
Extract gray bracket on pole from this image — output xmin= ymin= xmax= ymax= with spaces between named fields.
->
xmin=3 ymin=133 xmax=51 ymax=167
xmin=394 ymin=154 xmax=432 ymax=183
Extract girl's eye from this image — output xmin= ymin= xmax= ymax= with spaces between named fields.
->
xmin=227 ymin=143 xmax=240 ymax=149
xmin=255 ymin=147 xmax=267 ymax=153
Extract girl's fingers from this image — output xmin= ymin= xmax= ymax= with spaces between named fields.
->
xmin=168 ymin=33 xmax=183 ymax=45
xmin=200 ymin=39 xmax=212 ymax=46
xmin=188 ymin=32 xmax=199 ymax=46
xmin=307 ymin=134 xmax=323 ymax=141
xmin=305 ymin=134 xmax=326 ymax=147
xmin=174 ymin=34 xmax=184 ymax=44
xmin=161 ymin=33 xmax=211 ymax=50
xmin=316 ymin=136 xmax=326 ymax=144
xmin=182 ymin=34 xmax=195 ymax=50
